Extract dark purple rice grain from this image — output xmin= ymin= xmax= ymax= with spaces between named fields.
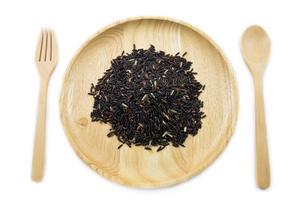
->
xmin=145 ymin=147 xmax=152 ymax=151
xmin=89 ymin=45 xmax=205 ymax=152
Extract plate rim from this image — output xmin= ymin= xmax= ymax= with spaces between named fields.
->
xmin=59 ymin=16 xmax=239 ymax=188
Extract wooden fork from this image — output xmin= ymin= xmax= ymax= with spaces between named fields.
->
xmin=31 ymin=29 xmax=58 ymax=182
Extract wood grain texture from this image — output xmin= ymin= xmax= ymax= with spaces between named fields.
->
xmin=241 ymin=25 xmax=271 ymax=189
xmin=59 ymin=17 xmax=238 ymax=188
xmin=254 ymin=78 xmax=270 ymax=189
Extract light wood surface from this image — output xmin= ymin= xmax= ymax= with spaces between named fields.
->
xmin=241 ymin=25 xmax=271 ymax=189
xmin=60 ymin=17 xmax=238 ymax=188
xmin=31 ymin=29 xmax=58 ymax=182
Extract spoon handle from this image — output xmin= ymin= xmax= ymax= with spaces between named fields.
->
xmin=254 ymin=77 xmax=270 ymax=189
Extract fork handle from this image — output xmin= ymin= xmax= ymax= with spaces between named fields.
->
xmin=31 ymin=80 xmax=48 ymax=182
xmin=254 ymin=77 xmax=270 ymax=189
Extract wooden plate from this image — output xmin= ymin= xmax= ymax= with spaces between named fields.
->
xmin=60 ymin=17 xmax=238 ymax=188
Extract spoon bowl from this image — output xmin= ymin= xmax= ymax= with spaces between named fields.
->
xmin=241 ymin=26 xmax=271 ymax=76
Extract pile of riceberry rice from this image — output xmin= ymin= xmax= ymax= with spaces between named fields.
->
xmin=89 ymin=45 xmax=206 ymax=152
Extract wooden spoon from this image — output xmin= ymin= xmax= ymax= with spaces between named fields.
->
xmin=241 ymin=25 xmax=271 ymax=189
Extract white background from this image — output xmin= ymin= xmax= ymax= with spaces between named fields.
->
xmin=0 ymin=0 xmax=299 ymax=199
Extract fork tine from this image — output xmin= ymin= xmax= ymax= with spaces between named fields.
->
xmin=50 ymin=30 xmax=58 ymax=62
xmin=46 ymin=29 xmax=52 ymax=61
xmin=35 ymin=29 xmax=44 ymax=62
xmin=49 ymin=30 xmax=53 ymax=61
xmin=41 ymin=29 xmax=48 ymax=62
xmin=44 ymin=29 xmax=48 ymax=61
